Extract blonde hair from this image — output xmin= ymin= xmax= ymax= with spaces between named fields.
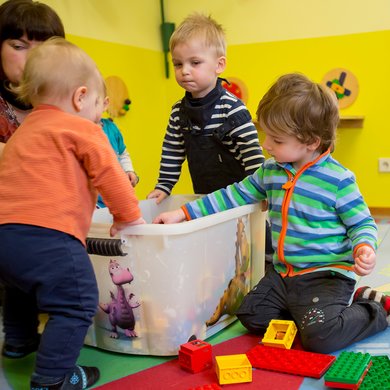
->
xmin=257 ymin=73 xmax=339 ymax=153
xmin=16 ymin=37 xmax=105 ymax=106
xmin=170 ymin=13 xmax=226 ymax=57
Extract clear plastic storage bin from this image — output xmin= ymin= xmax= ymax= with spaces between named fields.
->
xmin=85 ymin=195 xmax=265 ymax=356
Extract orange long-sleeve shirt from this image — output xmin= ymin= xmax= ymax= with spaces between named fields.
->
xmin=0 ymin=104 xmax=141 ymax=244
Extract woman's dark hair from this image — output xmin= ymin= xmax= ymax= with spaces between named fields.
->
xmin=0 ymin=0 xmax=65 ymax=79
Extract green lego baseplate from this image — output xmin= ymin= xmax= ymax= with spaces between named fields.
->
xmin=324 ymin=351 xmax=372 ymax=385
xmin=359 ymin=355 xmax=390 ymax=389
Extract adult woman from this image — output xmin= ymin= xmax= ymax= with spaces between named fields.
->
xmin=0 ymin=0 xmax=65 ymax=153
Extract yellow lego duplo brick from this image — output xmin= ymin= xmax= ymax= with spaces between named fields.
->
xmin=215 ymin=354 xmax=252 ymax=385
xmin=262 ymin=319 xmax=297 ymax=349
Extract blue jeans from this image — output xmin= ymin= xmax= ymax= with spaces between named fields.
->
xmin=0 ymin=224 xmax=98 ymax=377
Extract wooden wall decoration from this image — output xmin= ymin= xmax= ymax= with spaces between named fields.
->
xmin=105 ymin=76 xmax=131 ymax=118
xmin=322 ymin=68 xmax=359 ymax=109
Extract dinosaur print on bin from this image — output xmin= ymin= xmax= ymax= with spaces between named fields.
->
xmin=99 ymin=259 xmax=140 ymax=338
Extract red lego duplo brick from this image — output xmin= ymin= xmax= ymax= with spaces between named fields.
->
xmin=179 ymin=339 xmax=213 ymax=373
xmin=246 ymin=344 xmax=336 ymax=378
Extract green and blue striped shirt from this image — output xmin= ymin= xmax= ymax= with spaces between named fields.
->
xmin=183 ymin=152 xmax=377 ymax=280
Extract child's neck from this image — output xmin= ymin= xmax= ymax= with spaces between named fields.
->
xmin=292 ymin=150 xmax=321 ymax=171
xmin=37 ymin=97 xmax=75 ymax=115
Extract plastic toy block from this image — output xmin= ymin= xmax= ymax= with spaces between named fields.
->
xmin=215 ymin=354 xmax=252 ymax=385
xmin=188 ymin=384 xmax=222 ymax=390
xmin=359 ymin=355 xmax=390 ymax=389
xmin=246 ymin=344 xmax=336 ymax=378
xmin=179 ymin=339 xmax=212 ymax=373
xmin=324 ymin=351 xmax=372 ymax=389
xmin=262 ymin=319 xmax=297 ymax=349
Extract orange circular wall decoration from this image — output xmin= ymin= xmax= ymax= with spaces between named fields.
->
xmin=322 ymin=68 xmax=359 ymax=109
xmin=221 ymin=77 xmax=249 ymax=104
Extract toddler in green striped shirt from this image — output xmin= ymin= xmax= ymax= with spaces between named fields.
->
xmin=153 ymin=73 xmax=389 ymax=353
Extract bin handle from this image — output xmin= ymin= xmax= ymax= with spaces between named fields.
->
xmin=86 ymin=238 xmax=127 ymax=257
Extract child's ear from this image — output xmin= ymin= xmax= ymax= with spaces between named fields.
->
xmin=103 ymin=96 xmax=110 ymax=111
xmin=73 ymin=86 xmax=88 ymax=112
xmin=308 ymin=137 xmax=321 ymax=151
xmin=216 ymin=56 xmax=227 ymax=75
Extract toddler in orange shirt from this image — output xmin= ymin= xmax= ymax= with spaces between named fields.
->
xmin=0 ymin=37 xmax=144 ymax=389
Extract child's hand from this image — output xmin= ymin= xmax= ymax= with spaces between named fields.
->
xmin=147 ymin=189 xmax=168 ymax=204
xmin=110 ymin=217 xmax=146 ymax=237
xmin=152 ymin=209 xmax=186 ymax=224
xmin=353 ymin=246 xmax=376 ymax=276
xmin=126 ymin=171 xmax=139 ymax=187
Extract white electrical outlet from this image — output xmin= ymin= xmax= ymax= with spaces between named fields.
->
xmin=378 ymin=158 xmax=390 ymax=173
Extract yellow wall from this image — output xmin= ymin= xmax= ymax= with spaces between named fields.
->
xmin=44 ymin=0 xmax=390 ymax=48
xmin=3 ymin=1 xmax=389 ymax=207
xmin=165 ymin=0 xmax=390 ymax=45
xmin=43 ymin=0 xmax=162 ymax=50
xmin=68 ymin=29 xmax=390 ymax=207
xmin=67 ymin=34 xmax=190 ymax=200
xmin=225 ymin=30 xmax=390 ymax=208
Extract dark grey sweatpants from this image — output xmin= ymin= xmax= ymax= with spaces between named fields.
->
xmin=236 ymin=264 xmax=388 ymax=353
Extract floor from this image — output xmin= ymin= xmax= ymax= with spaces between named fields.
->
xmin=1 ymin=217 xmax=389 ymax=389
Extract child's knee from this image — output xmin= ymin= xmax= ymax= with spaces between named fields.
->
xmin=300 ymin=335 xmax=331 ymax=353
xmin=236 ymin=312 xmax=267 ymax=334
xmin=299 ymin=325 xmax=337 ymax=354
